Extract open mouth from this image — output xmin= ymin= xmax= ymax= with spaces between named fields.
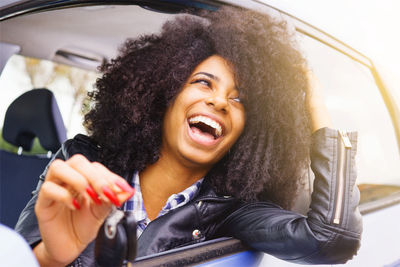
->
xmin=187 ymin=115 xmax=224 ymax=145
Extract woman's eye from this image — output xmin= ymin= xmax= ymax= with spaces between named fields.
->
xmin=191 ymin=79 xmax=211 ymax=87
xmin=231 ymin=97 xmax=241 ymax=103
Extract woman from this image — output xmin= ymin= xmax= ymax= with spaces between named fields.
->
xmin=15 ymin=7 xmax=362 ymax=266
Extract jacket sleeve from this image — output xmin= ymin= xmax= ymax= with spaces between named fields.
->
xmin=14 ymin=145 xmax=67 ymax=248
xmin=220 ymin=127 xmax=362 ymax=264
xmin=14 ymin=134 xmax=99 ymax=249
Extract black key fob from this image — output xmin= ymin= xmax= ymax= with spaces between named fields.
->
xmin=95 ymin=208 xmax=137 ymax=267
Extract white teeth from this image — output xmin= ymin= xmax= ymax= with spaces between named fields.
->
xmin=189 ymin=115 xmax=223 ymax=137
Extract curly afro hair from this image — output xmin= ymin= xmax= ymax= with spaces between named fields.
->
xmin=84 ymin=6 xmax=311 ymax=209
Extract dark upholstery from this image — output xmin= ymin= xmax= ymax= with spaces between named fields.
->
xmin=0 ymin=150 xmax=49 ymax=228
xmin=0 ymin=88 xmax=67 ymax=228
xmin=2 ymin=88 xmax=66 ymax=153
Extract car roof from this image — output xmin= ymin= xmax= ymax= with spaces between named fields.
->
xmin=0 ymin=3 xmax=183 ymax=70
xmin=0 ymin=0 xmax=370 ymax=72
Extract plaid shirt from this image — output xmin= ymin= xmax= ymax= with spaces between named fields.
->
xmin=123 ymin=171 xmax=204 ymax=238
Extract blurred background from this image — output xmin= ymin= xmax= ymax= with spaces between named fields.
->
xmin=263 ymin=0 xmax=400 ymax=93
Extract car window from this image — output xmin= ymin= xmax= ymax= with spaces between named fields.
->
xmin=298 ymin=34 xmax=400 ymax=204
xmin=0 ymin=4 xmax=176 ymax=152
xmin=0 ymin=54 xmax=98 ymax=152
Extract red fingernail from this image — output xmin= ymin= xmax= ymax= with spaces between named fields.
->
xmin=72 ymin=199 xmax=81 ymax=210
xmin=102 ymin=186 xmax=121 ymax=207
xmin=114 ymin=180 xmax=135 ymax=194
xmin=126 ymin=188 xmax=135 ymax=200
xmin=86 ymin=185 xmax=101 ymax=205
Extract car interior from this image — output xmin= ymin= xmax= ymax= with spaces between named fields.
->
xmin=1 ymin=88 xmax=66 ymax=228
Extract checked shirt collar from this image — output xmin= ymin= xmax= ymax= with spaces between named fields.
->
xmin=123 ymin=171 xmax=204 ymax=238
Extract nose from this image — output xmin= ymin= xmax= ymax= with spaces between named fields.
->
xmin=206 ymin=93 xmax=229 ymax=113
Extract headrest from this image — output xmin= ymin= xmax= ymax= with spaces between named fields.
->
xmin=2 ymin=88 xmax=67 ymax=153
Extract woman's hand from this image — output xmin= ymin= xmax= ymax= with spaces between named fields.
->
xmin=33 ymin=154 xmax=134 ymax=267
xmin=305 ymin=69 xmax=333 ymax=132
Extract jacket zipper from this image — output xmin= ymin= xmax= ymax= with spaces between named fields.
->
xmin=333 ymin=130 xmax=352 ymax=225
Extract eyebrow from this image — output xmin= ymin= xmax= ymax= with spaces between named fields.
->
xmin=193 ymin=72 xmax=220 ymax=82
xmin=192 ymin=71 xmax=240 ymax=92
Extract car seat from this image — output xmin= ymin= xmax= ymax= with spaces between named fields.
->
xmin=0 ymin=88 xmax=67 ymax=228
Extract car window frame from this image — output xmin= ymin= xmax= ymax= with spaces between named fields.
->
xmin=280 ymin=11 xmax=400 ymax=214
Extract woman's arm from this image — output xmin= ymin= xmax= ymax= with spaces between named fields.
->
xmin=221 ymin=128 xmax=362 ymax=264
xmin=305 ymin=69 xmax=333 ymax=132
xmin=220 ymin=71 xmax=362 ymax=264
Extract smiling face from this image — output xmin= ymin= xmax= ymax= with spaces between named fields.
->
xmin=161 ymin=55 xmax=245 ymax=171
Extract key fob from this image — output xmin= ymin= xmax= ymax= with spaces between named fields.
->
xmin=95 ymin=208 xmax=137 ymax=267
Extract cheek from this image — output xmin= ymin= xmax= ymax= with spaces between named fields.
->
xmin=233 ymin=112 xmax=246 ymax=138
xmin=162 ymin=105 xmax=180 ymax=140
xmin=165 ymin=98 xmax=184 ymax=124
xmin=171 ymin=90 xmax=196 ymax=113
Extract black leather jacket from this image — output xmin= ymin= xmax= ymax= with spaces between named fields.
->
xmin=15 ymin=127 xmax=362 ymax=266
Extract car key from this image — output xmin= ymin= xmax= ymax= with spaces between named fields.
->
xmin=95 ymin=207 xmax=137 ymax=267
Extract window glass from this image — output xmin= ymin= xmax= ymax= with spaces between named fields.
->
xmin=298 ymin=34 xmax=400 ymax=189
xmin=0 ymin=55 xmax=99 ymax=143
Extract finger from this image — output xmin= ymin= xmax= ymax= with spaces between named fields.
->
xmin=115 ymin=181 xmax=135 ymax=205
xmin=46 ymin=159 xmax=89 ymax=197
xmin=36 ymin=180 xmax=79 ymax=212
xmin=66 ymin=154 xmax=112 ymax=204
xmin=66 ymin=155 xmax=133 ymax=207
xmin=91 ymin=162 xmax=135 ymax=205
xmin=91 ymin=162 xmax=134 ymax=194
xmin=89 ymin=200 xmax=113 ymax=223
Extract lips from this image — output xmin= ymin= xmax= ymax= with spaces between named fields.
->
xmin=187 ymin=114 xmax=225 ymax=146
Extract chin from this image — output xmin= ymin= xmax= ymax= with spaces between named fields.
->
xmin=180 ymin=148 xmax=224 ymax=169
